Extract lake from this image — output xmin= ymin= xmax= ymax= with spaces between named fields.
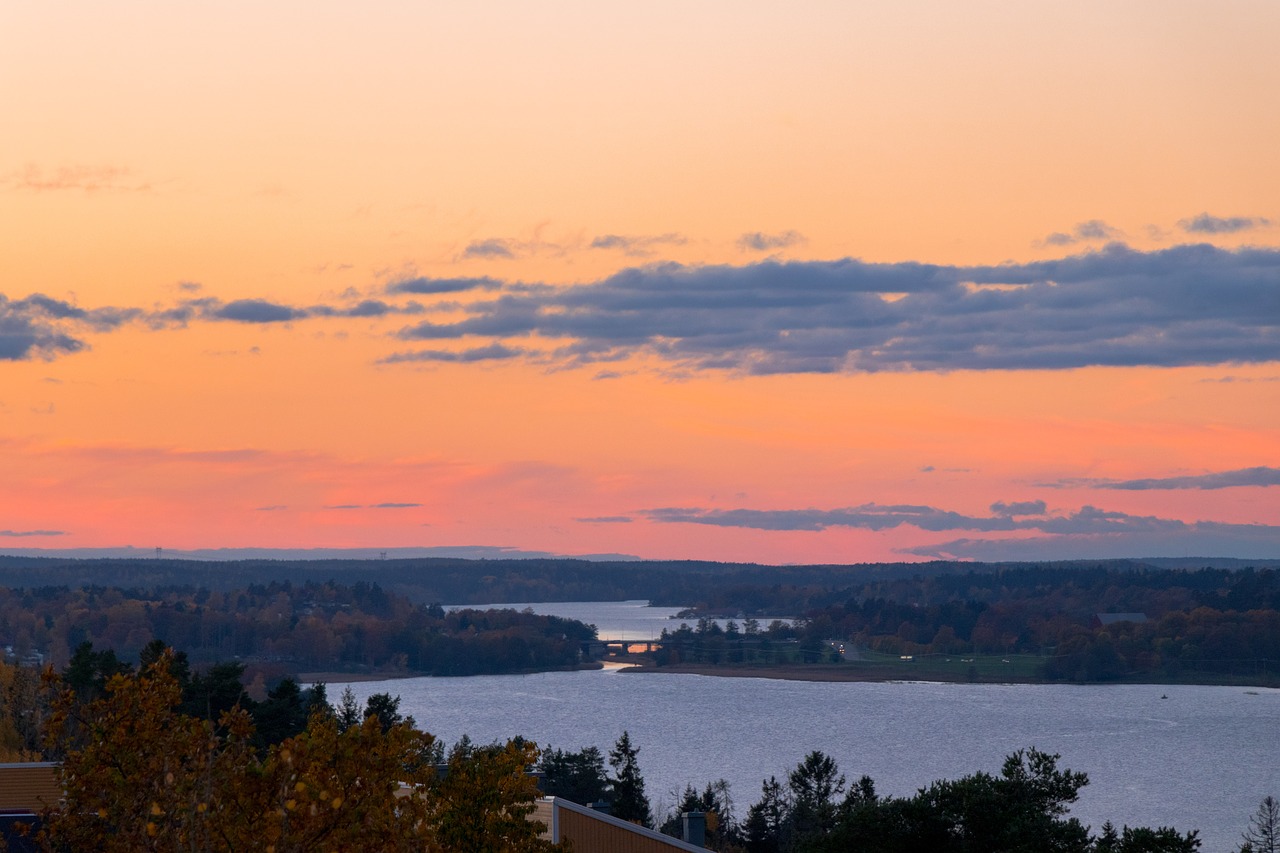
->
xmin=334 ymin=601 xmax=1279 ymax=851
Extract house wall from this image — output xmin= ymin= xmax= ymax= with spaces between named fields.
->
xmin=0 ymin=764 xmax=61 ymax=812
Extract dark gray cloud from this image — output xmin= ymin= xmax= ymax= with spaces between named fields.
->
xmin=0 ymin=289 xmax=437 ymax=361
xmin=0 ymin=529 xmax=65 ymax=536
xmin=639 ymin=500 xmax=1280 ymax=559
xmin=372 ymin=502 xmax=421 ymax=509
xmin=990 ymin=499 xmax=1047 ymax=516
xmin=255 ymin=505 xmax=288 ymax=511
xmin=642 ymin=504 xmax=1021 ymax=532
xmin=1178 ymin=213 xmax=1272 ymax=234
xmin=0 ymin=293 xmax=143 ymax=360
xmin=639 ymin=502 xmax=1265 ymax=538
xmin=9 ymin=242 xmax=1280 ymax=373
xmin=377 ymin=343 xmax=524 ymax=364
xmin=577 ymin=515 xmax=633 ymax=523
xmin=386 ymin=276 xmax=501 ymax=295
xmin=393 ymin=243 xmax=1280 ymax=374
xmin=902 ymin=523 xmax=1280 ymax=561
xmin=307 ymin=299 xmax=426 ymax=319
xmin=1053 ymin=466 xmax=1280 ymax=491
xmin=591 ymin=233 xmax=688 ymax=257
xmin=324 ymin=504 xmax=363 ymax=510
xmin=463 ymin=238 xmax=518 ymax=259
xmin=1039 ymin=220 xmax=1121 ymax=246
xmin=212 ymin=299 xmax=306 ymax=323
xmin=737 ymin=231 xmax=806 ymax=252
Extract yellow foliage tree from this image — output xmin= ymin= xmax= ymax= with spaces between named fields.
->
xmin=37 ymin=650 xmax=556 ymax=853
xmin=0 ymin=659 xmax=48 ymax=761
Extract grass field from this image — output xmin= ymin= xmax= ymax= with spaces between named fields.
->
xmin=848 ymin=648 xmax=1045 ymax=680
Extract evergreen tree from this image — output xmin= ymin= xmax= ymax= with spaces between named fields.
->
xmin=336 ymin=685 xmax=361 ymax=732
xmin=744 ymin=776 xmax=788 ymax=853
xmin=788 ymin=750 xmax=845 ymax=847
xmin=609 ymin=730 xmax=653 ymax=827
xmin=538 ymin=745 xmax=610 ymax=805
xmin=252 ymin=677 xmax=309 ymax=748
xmin=364 ymin=692 xmax=406 ymax=732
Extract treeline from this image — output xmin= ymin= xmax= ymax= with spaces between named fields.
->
xmin=4 ymin=649 xmax=556 ymax=852
xmin=0 ymin=580 xmax=595 ymax=675
xmin=537 ymin=737 xmax=1209 ymax=852
xmin=656 ymin=567 xmax=1280 ymax=682
xmin=5 ymin=554 xmax=1258 ymax=607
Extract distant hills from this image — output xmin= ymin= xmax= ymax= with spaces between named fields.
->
xmin=0 ymin=552 xmax=1276 ymax=606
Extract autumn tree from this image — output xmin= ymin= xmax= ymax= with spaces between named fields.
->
xmin=36 ymin=648 xmax=553 ymax=852
xmin=431 ymin=737 xmax=557 ymax=853
xmin=0 ymin=659 xmax=48 ymax=761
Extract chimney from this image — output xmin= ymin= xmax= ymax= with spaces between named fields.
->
xmin=589 ymin=800 xmax=612 ymax=815
xmin=681 ymin=811 xmax=706 ymax=847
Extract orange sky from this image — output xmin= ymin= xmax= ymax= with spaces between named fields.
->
xmin=2 ymin=2 xmax=1278 ymax=562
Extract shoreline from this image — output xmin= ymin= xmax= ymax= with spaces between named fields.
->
xmin=297 ymin=661 xmax=605 ymax=684
xmin=614 ymin=662 xmax=1041 ymax=684
xmin=298 ymin=661 xmax=1277 ymax=689
xmin=612 ymin=662 xmax=1280 ymax=688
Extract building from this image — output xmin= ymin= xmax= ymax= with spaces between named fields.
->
xmin=0 ymin=762 xmax=60 ymax=852
xmin=531 ymin=797 xmax=708 ymax=852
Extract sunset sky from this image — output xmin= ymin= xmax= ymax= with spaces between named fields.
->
xmin=2 ymin=2 xmax=1278 ymax=563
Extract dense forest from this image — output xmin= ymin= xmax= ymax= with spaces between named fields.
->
xmin=4 ymin=554 xmax=1272 ymax=608
xmin=0 ymin=580 xmax=595 ymax=676
xmin=653 ymin=565 xmax=1280 ymax=683
xmin=2 ymin=557 xmax=1278 ymax=683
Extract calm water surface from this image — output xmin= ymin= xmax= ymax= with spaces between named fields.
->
xmin=335 ymin=602 xmax=1278 ymax=852
xmin=444 ymin=599 xmax=788 ymax=639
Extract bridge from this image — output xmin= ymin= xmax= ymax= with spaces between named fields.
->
xmin=582 ymin=638 xmax=663 ymax=658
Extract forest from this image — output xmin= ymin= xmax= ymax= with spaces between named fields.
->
xmin=4 ymin=554 xmax=1271 ymax=608
xmin=652 ymin=565 xmax=1280 ymax=684
xmin=1 ymin=558 xmax=1278 ymax=684
xmin=0 ymin=580 xmax=595 ymax=677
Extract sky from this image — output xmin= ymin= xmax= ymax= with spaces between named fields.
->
xmin=2 ymin=1 xmax=1278 ymax=564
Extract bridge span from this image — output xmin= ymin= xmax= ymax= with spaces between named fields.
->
xmin=583 ymin=637 xmax=662 ymax=658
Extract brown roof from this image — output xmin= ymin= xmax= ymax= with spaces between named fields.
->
xmin=0 ymin=763 xmax=61 ymax=813
xmin=534 ymin=797 xmax=705 ymax=853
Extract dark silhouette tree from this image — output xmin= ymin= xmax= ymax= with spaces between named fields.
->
xmin=364 ymin=692 xmax=406 ymax=732
xmin=609 ymin=730 xmax=652 ymax=827
xmin=1241 ymin=795 xmax=1280 ymax=853
xmin=788 ymin=750 xmax=845 ymax=847
xmin=744 ymin=775 xmax=788 ymax=853
xmin=538 ymin=745 xmax=610 ymax=805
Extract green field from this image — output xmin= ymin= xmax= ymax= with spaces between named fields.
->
xmin=847 ymin=648 xmax=1046 ymax=680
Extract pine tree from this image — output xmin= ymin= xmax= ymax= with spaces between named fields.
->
xmin=608 ymin=730 xmax=653 ymax=827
